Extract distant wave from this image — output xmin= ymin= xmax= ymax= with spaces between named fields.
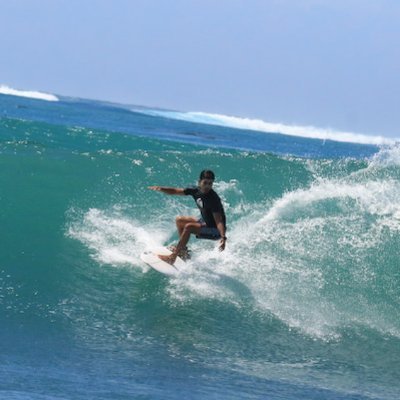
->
xmin=0 ymin=85 xmax=59 ymax=102
xmin=135 ymin=108 xmax=396 ymax=146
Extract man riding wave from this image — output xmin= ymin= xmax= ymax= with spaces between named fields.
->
xmin=148 ymin=170 xmax=227 ymax=265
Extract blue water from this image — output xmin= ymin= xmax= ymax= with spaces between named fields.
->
xmin=1 ymin=91 xmax=399 ymax=399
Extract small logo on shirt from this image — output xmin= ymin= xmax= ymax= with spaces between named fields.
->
xmin=196 ymin=198 xmax=204 ymax=209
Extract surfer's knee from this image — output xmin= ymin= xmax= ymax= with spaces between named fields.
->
xmin=183 ymin=222 xmax=199 ymax=234
xmin=176 ymin=216 xmax=185 ymax=226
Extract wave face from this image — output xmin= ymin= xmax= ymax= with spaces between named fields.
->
xmin=0 ymin=84 xmax=59 ymax=101
xmin=0 ymin=94 xmax=399 ymax=399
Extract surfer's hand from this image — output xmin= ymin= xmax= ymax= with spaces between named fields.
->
xmin=219 ymin=238 xmax=226 ymax=251
xmin=148 ymin=186 xmax=161 ymax=191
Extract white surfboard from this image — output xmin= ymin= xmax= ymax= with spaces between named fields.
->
xmin=140 ymin=246 xmax=186 ymax=276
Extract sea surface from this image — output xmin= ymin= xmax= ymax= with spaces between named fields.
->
xmin=1 ymin=88 xmax=399 ymax=399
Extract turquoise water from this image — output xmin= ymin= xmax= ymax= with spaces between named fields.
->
xmin=1 ymin=93 xmax=399 ymax=399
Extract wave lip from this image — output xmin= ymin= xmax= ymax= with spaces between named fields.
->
xmin=136 ymin=108 xmax=396 ymax=146
xmin=0 ymin=85 xmax=59 ymax=102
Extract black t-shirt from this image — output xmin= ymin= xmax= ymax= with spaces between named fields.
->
xmin=183 ymin=187 xmax=226 ymax=229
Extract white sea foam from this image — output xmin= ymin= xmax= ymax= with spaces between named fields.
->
xmin=135 ymin=108 xmax=396 ymax=146
xmin=67 ymin=208 xmax=169 ymax=271
xmin=0 ymin=85 xmax=59 ymax=102
xmin=261 ymin=179 xmax=400 ymax=224
xmin=368 ymin=143 xmax=400 ymax=168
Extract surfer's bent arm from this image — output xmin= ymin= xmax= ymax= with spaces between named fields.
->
xmin=213 ymin=212 xmax=227 ymax=251
xmin=148 ymin=186 xmax=185 ymax=195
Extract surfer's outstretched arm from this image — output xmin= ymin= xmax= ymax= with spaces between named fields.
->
xmin=148 ymin=186 xmax=185 ymax=195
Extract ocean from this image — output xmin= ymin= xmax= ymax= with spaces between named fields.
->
xmin=0 ymin=88 xmax=399 ymax=399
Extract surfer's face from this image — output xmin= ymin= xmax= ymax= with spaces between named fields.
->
xmin=199 ymin=179 xmax=214 ymax=193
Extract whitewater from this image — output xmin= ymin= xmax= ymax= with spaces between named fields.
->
xmin=1 ymin=88 xmax=399 ymax=400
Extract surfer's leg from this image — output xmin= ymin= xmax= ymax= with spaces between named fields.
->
xmin=159 ymin=222 xmax=202 ymax=264
xmin=175 ymin=222 xmax=202 ymax=255
xmin=176 ymin=216 xmax=198 ymax=236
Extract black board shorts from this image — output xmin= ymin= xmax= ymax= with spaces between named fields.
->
xmin=196 ymin=218 xmax=221 ymax=240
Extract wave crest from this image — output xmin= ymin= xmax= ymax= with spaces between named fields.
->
xmin=0 ymin=85 xmax=59 ymax=102
xmin=135 ymin=108 xmax=396 ymax=146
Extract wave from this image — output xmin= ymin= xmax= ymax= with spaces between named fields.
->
xmin=0 ymin=85 xmax=59 ymax=102
xmin=3 ymin=88 xmax=400 ymax=399
xmin=134 ymin=108 xmax=396 ymax=146
xmin=66 ymin=146 xmax=400 ymax=341
xmin=169 ymin=153 xmax=400 ymax=339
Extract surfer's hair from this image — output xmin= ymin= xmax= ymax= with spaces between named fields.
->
xmin=199 ymin=170 xmax=215 ymax=181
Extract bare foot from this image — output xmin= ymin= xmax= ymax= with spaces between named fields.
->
xmin=167 ymin=245 xmax=190 ymax=260
xmin=158 ymin=254 xmax=176 ymax=265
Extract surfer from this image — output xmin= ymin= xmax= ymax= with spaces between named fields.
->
xmin=148 ymin=170 xmax=227 ymax=265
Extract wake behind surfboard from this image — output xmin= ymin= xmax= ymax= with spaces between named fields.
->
xmin=140 ymin=246 xmax=186 ymax=276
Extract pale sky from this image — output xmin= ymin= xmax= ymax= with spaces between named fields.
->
xmin=1 ymin=0 xmax=399 ymax=137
